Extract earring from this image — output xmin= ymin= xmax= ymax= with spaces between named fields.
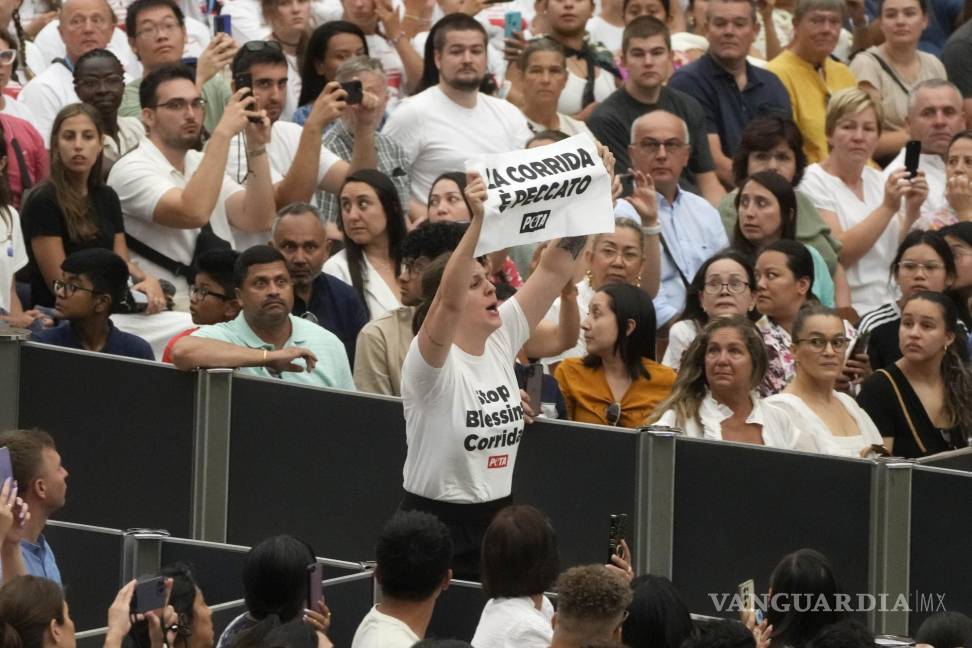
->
xmin=586 ymin=269 xmax=593 ymax=286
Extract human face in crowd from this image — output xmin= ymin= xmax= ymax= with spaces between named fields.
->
xmin=38 ymin=446 xmax=69 ymax=512
xmin=582 ymin=291 xmax=625 ymax=358
xmin=56 ymin=113 xmax=102 ymax=180
xmin=828 ymin=107 xmax=880 ymax=167
xmin=428 ymin=178 xmax=472 ymax=222
xmin=947 ymin=137 xmax=972 ymax=181
xmin=705 ymin=0 xmax=758 ymax=63
xmin=908 ymin=86 xmax=965 ymax=157
xmin=342 ymin=0 xmax=377 ymax=27
xmin=945 ymin=235 xmax=972 ymax=291
xmin=53 ymin=271 xmax=107 ymax=321
xmin=587 ymin=227 xmax=643 ymax=289
xmin=398 ymin=255 xmax=431 ymax=307
xmin=746 ymin=142 xmax=797 ymax=183
xmin=755 ymin=251 xmax=810 ymax=321
xmin=143 ymin=78 xmax=204 ymax=150
xmin=738 ymin=179 xmax=784 ymax=248
xmin=340 ymin=181 xmax=389 ymax=248
xmin=245 ymin=62 xmax=289 ymax=123
xmin=270 ymin=0 xmax=310 ymax=40
xmin=700 ymin=258 xmax=754 ymax=318
xmin=59 ymin=0 xmax=113 ymax=63
xmin=237 ymin=260 xmax=294 ymax=327
xmin=624 ymin=0 xmax=669 ymax=24
xmin=130 ymin=4 xmax=187 ymax=69
xmin=879 ymin=0 xmax=926 ymax=48
xmin=704 ymin=326 xmax=753 ymax=394
xmin=544 ymin=0 xmax=593 ymax=37
xmin=622 ymin=35 xmax=671 ymax=93
xmin=188 ymin=587 xmax=214 ymax=648
xmin=791 ymin=8 xmax=842 ymax=64
xmin=189 ymin=272 xmax=239 ymax=326
xmin=629 ymin=112 xmax=689 ymax=192
xmin=524 ymin=50 xmax=568 ymax=108
xmin=272 ymin=212 xmax=330 ymax=291
xmin=689 ymin=0 xmax=710 ymax=30
xmin=74 ymin=56 xmax=126 ymax=116
xmin=316 ymin=33 xmax=366 ymax=82
xmin=352 ymin=70 xmax=389 ymax=119
xmin=899 ymin=297 xmax=954 ymax=364
xmin=791 ymin=314 xmax=848 ymax=384
xmin=460 ymin=260 xmax=502 ymax=334
xmin=895 ymin=243 xmax=952 ymax=299
xmin=435 ymin=29 xmax=487 ymax=92
xmin=0 ymin=35 xmax=14 ymax=90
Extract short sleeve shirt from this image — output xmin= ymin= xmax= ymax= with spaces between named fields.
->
xmin=0 ymin=207 xmax=28 ymax=313
xmin=849 ymin=48 xmax=946 ymax=131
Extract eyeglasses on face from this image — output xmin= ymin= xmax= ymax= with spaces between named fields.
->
xmin=897 ymin=260 xmax=945 ymax=274
xmin=152 ymin=97 xmax=207 ymax=112
xmin=53 ymin=279 xmax=101 ymax=298
xmin=135 ymin=19 xmax=182 ymax=38
xmin=76 ymin=74 xmax=125 ymax=91
xmin=793 ymin=336 xmax=851 ymax=352
xmin=189 ymin=285 xmax=229 ymax=301
xmin=0 ymin=49 xmax=17 ymax=65
xmin=635 ymin=138 xmax=688 ymax=155
xmin=702 ymin=278 xmax=750 ymax=295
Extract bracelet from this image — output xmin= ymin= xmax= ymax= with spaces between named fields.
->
xmin=389 ymin=32 xmax=405 ymax=45
xmin=403 ymin=13 xmax=423 ymax=21
xmin=641 ymin=223 xmax=662 ymax=236
xmin=262 ymin=349 xmax=268 ymax=365
xmin=247 ymin=147 xmax=267 ymax=157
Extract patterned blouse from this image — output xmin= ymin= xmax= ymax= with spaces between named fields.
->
xmin=756 ymin=315 xmax=858 ymax=397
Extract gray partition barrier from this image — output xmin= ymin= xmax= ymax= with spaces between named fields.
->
xmin=916 ymin=447 xmax=972 ymax=473
xmin=670 ymin=437 xmax=876 ymax=623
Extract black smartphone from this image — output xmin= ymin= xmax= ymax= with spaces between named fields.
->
xmin=234 ymin=72 xmax=262 ymax=123
xmin=131 ymin=576 xmax=167 ymax=614
xmin=608 ymin=513 xmax=627 ymax=563
xmin=524 ymin=362 xmax=543 ymax=418
xmin=849 ymin=331 xmax=870 ymax=358
xmin=213 ymin=14 xmax=231 ymax=36
xmin=340 ymin=80 xmax=363 ymax=105
xmin=307 ymin=562 xmax=322 ymax=609
xmin=905 ymin=140 xmax=921 ymax=178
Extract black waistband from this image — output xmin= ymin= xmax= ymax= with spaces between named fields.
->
xmin=400 ymin=491 xmax=513 ymax=525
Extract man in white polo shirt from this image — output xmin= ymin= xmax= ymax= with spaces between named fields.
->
xmin=108 ymin=63 xmax=276 ymax=310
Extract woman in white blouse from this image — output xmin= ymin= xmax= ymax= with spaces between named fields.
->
xmin=324 ymin=169 xmax=406 ymax=320
xmin=649 ymin=315 xmax=817 ymax=451
xmin=798 ymin=87 xmax=927 ymax=317
xmin=767 ymin=304 xmax=887 ymax=457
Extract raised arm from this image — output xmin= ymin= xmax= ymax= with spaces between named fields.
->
xmin=521 ymin=282 xmax=580 ymax=358
xmin=276 ymin=83 xmax=347 ymax=204
xmin=225 ymin=109 xmax=277 ymax=233
xmin=515 ymin=235 xmax=588 ymax=331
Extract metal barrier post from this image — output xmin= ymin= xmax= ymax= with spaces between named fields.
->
xmin=191 ymin=369 xmax=233 ymax=542
xmin=636 ymin=427 xmax=677 ymax=578
xmin=869 ymin=461 xmax=912 ymax=635
xmin=0 ymin=331 xmax=27 ymax=430
xmin=121 ymin=530 xmax=169 ymax=583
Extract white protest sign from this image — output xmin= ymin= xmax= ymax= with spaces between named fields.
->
xmin=464 ymin=132 xmax=615 ymax=256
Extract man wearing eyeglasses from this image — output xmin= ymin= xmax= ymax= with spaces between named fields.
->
xmin=18 ymin=0 xmax=115 ymax=145
xmin=31 ymin=248 xmax=155 ymax=360
xmin=73 ymin=48 xmax=145 ymax=167
xmin=119 ymin=0 xmax=237 ymax=135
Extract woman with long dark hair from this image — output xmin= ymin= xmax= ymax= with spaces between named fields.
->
xmin=764 ymin=549 xmax=846 ymax=648
xmin=324 ymin=169 xmax=406 ymax=320
xmin=293 ymin=21 xmax=367 ymax=124
xmin=942 ymin=222 xmax=972 ymax=329
xmin=129 ymin=563 xmax=214 ymax=648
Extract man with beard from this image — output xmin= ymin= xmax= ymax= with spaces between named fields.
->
xmin=107 ymin=64 xmax=276 ymax=311
xmin=172 ymin=244 xmax=354 ymax=389
xmin=270 ymin=203 xmax=368 ymax=363
xmin=383 ymin=13 xmax=533 ymax=218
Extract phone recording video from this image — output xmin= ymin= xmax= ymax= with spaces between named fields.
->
xmin=340 ymin=80 xmax=363 ymax=105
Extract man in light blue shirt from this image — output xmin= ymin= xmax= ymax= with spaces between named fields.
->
xmin=171 ymin=245 xmax=354 ymax=390
xmin=616 ymin=110 xmax=729 ymax=327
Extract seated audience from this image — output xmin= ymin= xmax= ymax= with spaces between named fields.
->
xmin=588 ymin=17 xmax=724 ymax=205
xmin=914 ymin=612 xmax=972 ymax=648
xmin=764 ymin=549 xmax=847 ymax=648
xmin=767 ymin=304 xmax=886 ymax=457
xmin=120 ymin=0 xmax=236 ymax=134
xmin=293 ymin=21 xmax=368 ymax=125
xmin=73 ymin=49 xmax=144 ymax=167
xmin=22 ymin=103 xmax=163 ymax=312
xmin=162 ymin=248 xmax=241 ymax=363
xmin=943 ymin=222 xmax=972 ymax=328
xmin=31 ymin=249 xmax=155 ymax=360
xmin=338 ymin=0 xmax=422 ymax=100
xmin=662 ymin=250 xmax=756 ymax=370
xmin=765 ymin=0 xmax=857 ymax=164
xmin=858 ymin=291 xmax=972 ymax=457
xmin=622 ymin=575 xmax=694 ymax=648
xmin=0 ymin=428 xmax=67 ymax=583
xmin=248 ymin=619 xmax=332 ymax=648
xmin=943 ymin=131 xmax=972 ymax=227
xmin=732 ymin=171 xmax=839 ymax=307
xmin=261 ymin=0 xmax=312 ymax=122
xmin=353 ymin=221 xmax=466 ymax=396
xmin=548 ymin=565 xmax=632 ymax=648
xmin=352 ymin=510 xmax=452 ymax=648
xmin=858 ymin=230 xmax=956 ymax=370
xmin=850 ymin=0 xmax=947 ymax=163
xmin=556 ymin=283 xmax=675 ymax=427
xmin=650 ymin=315 xmax=813 ymax=449
xmin=173 ymin=246 xmax=354 ymax=389
xmin=0 ymin=112 xmax=48 ymax=209
xmin=323 ymin=170 xmax=406 ymax=321
xmin=510 ymin=38 xmax=592 ymax=137
xmin=271 ymin=203 xmax=368 ymax=363
xmin=682 ymin=620 xmax=755 ymax=648
xmin=0 ymin=125 xmax=34 ymax=329
xmin=719 ymin=116 xmax=842 ymax=276
xmin=19 ymin=0 xmax=114 ymax=145
xmin=0 ymin=31 xmax=30 ymax=120
xmin=799 ymin=87 xmax=926 ymax=317
xmin=471 ymin=505 xmax=559 ymax=648
xmin=806 ymin=619 xmax=876 ymax=648
xmin=108 ymin=64 xmax=275 ymax=309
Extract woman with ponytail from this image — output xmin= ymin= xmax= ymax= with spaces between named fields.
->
xmin=858 ymin=291 xmax=972 ymax=458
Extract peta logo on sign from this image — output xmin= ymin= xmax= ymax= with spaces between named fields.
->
xmin=487 ymin=455 xmax=509 ymax=469
xmin=519 ymin=210 xmax=551 ymax=234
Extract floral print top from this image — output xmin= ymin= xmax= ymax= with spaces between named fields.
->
xmin=756 ymin=315 xmax=858 ymax=397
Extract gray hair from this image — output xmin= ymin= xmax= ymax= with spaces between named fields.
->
xmin=334 ymin=55 xmax=386 ymax=83
xmin=630 ymin=110 xmax=691 ymax=146
xmin=793 ymin=0 xmax=846 ymax=22
xmin=272 ymin=202 xmax=325 ymax=237
xmin=907 ymin=79 xmax=963 ymax=116
xmin=706 ymin=0 xmax=758 ymax=25
xmin=518 ymin=36 xmax=566 ymax=71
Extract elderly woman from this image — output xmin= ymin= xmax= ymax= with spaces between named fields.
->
xmin=509 ymin=38 xmax=592 ymax=137
xmin=649 ymin=315 xmax=816 ymax=450
xmin=798 ymin=87 xmax=928 ymax=317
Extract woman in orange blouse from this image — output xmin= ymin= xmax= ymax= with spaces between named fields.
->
xmin=555 ymin=283 xmax=676 ymax=427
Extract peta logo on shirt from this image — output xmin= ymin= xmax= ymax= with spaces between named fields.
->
xmin=519 ymin=210 xmax=550 ymax=234
xmin=488 ymin=455 xmax=509 ymax=469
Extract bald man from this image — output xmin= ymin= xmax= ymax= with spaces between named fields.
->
xmin=615 ymin=110 xmax=729 ymax=328
xmin=19 ymin=0 xmax=115 ymax=144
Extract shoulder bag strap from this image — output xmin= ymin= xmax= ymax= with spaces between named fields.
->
xmin=867 ymin=52 xmax=910 ymax=96
xmin=658 ymin=231 xmax=691 ymax=288
xmin=876 ymin=368 xmax=927 ymax=454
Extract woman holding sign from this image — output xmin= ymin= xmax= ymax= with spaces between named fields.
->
xmin=399 ymin=171 xmax=591 ymax=579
